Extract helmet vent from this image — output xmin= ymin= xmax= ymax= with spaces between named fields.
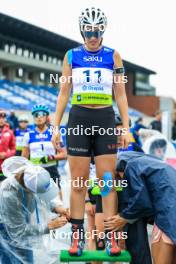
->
xmin=86 ymin=11 xmax=90 ymax=17
xmin=92 ymin=10 xmax=95 ymax=20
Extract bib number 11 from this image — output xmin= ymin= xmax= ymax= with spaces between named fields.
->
xmin=83 ymin=70 xmax=101 ymax=83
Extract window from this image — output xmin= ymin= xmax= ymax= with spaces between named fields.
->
xmin=17 ymin=68 xmax=23 ymax=77
xmin=40 ymin=72 xmax=45 ymax=81
xmin=134 ymin=72 xmax=155 ymax=96
xmin=136 ymin=72 xmax=149 ymax=84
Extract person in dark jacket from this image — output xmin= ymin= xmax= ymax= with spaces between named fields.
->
xmin=116 ymin=117 xmax=151 ymax=264
xmin=105 ymin=151 xmax=176 ymax=264
xmin=115 ymin=115 xmax=144 ymax=153
xmin=7 ymin=110 xmax=19 ymax=130
xmin=150 ymin=110 xmax=162 ymax=132
xmin=131 ymin=117 xmax=147 ymax=147
xmin=95 ymin=116 xmax=151 ymax=264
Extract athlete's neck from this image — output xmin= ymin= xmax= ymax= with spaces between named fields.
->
xmin=84 ymin=44 xmax=102 ymax=52
xmin=36 ymin=124 xmax=47 ymax=133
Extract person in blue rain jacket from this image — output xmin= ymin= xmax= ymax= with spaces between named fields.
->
xmin=105 ymin=151 xmax=176 ymax=264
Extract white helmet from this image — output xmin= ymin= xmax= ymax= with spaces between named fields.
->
xmin=79 ymin=7 xmax=107 ymax=34
xmin=18 ymin=114 xmax=29 ymax=122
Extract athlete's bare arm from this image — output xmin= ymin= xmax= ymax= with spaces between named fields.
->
xmin=113 ymin=50 xmax=130 ymax=148
xmin=21 ymin=146 xmax=30 ymax=159
xmin=52 ymin=52 xmax=72 ymax=148
xmin=55 ymin=52 xmax=72 ymax=127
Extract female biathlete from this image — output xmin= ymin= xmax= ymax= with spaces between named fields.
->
xmin=52 ymin=7 xmax=130 ymax=256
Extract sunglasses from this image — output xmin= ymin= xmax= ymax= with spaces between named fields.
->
xmin=33 ymin=111 xmax=47 ymax=118
xmin=19 ymin=120 xmax=28 ymax=123
xmin=83 ymin=31 xmax=104 ymax=39
xmin=0 ymin=113 xmax=6 ymax=118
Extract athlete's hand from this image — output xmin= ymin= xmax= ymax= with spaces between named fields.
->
xmin=51 ymin=129 xmax=61 ymax=150
xmin=48 ymin=216 xmax=67 ymax=230
xmin=104 ymin=215 xmax=127 ymax=232
xmin=85 ymin=202 xmax=96 ymax=216
xmin=119 ymin=131 xmax=131 ymax=149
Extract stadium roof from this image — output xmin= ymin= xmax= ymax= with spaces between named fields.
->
xmin=124 ymin=60 xmax=156 ymax=75
xmin=0 ymin=12 xmax=156 ymax=74
xmin=0 ymin=13 xmax=79 ymax=57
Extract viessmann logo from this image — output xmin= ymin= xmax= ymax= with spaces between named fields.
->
xmin=83 ymin=56 xmax=103 ymax=62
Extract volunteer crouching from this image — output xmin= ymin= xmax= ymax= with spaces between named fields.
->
xmin=105 ymin=152 xmax=176 ymax=264
xmin=0 ymin=157 xmax=69 ymax=264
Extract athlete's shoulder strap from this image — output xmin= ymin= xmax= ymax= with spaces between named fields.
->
xmin=67 ymin=49 xmax=72 ymax=66
xmin=67 ymin=45 xmax=83 ymax=66
xmin=29 ymin=129 xmax=35 ymax=134
xmin=103 ymin=45 xmax=115 ymax=54
xmin=28 ymin=129 xmax=36 ymax=140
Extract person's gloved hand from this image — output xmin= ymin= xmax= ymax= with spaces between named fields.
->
xmin=40 ymin=155 xmax=55 ymax=164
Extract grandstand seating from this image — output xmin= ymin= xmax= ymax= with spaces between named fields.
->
xmin=0 ymin=79 xmax=71 ymax=112
xmin=0 ymin=79 xmax=142 ymax=118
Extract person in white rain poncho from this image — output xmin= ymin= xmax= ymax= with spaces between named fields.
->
xmin=0 ymin=156 xmax=69 ymax=264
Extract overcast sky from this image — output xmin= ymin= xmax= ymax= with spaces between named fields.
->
xmin=1 ymin=0 xmax=176 ymax=100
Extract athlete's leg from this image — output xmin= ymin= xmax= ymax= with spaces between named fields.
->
xmin=94 ymin=195 xmax=105 ymax=253
xmin=68 ymin=156 xmax=90 ymax=219
xmin=53 ymin=177 xmax=63 ymax=201
xmin=86 ymin=208 xmax=96 ymax=251
xmin=66 ymin=106 xmax=94 ymax=255
xmin=56 ymin=175 xmax=63 ymax=201
xmin=68 ymin=155 xmax=90 ymax=255
xmin=44 ymin=166 xmax=63 ymax=201
xmin=151 ymin=238 xmax=175 ymax=264
xmin=95 ymin=212 xmax=104 ymax=245
xmin=86 ymin=210 xmax=104 ymax=264
xmin=86 ymin=203 xmax=96 ymax=254
xmin=171 ymin=248 xmax=176 ymax=264
xmin=85 ymin=190 xmax=97 ymax=253
xmin=87 ymin=214 xmax=102 ymax=264
xmin=95 ymin=154 xmax=121 ymax=256
xmin=95 ymin=154 xmax=117 ymax=219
